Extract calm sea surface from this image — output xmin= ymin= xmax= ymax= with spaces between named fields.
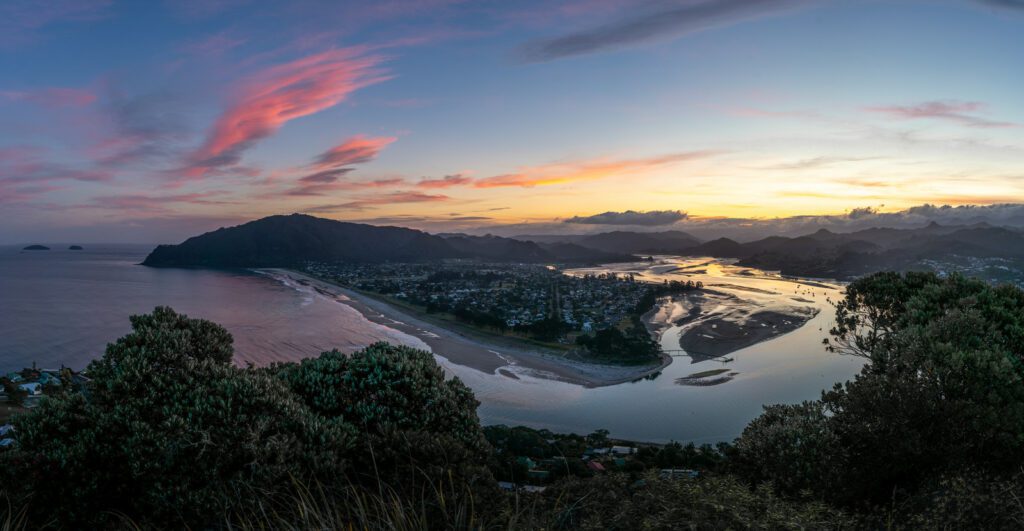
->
xmin=0 ymin=244 xmax=863 ymax=443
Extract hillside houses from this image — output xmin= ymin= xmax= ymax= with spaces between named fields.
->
xmin=1 ymin=366 xmax=88 ymax=411
xmin=303 ymin=261 xmax=656 ymax=340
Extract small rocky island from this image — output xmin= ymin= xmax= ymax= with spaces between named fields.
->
xmin=22 ymin=245 xmax=50 ymax=251
xmin=68 ymin=245 xmax=84 ymax=250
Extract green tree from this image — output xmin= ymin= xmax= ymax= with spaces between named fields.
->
xmin=273 ymin=343 xmax=493 ymax=497
xmin=732 ymin=401 xmax=840 ymax=497
xmin=737 ymin=272 xmax=1024 ymax=508
xmin=6 ymin=307 xmax=354 ymax=528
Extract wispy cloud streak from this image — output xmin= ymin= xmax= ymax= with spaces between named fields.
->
xmin=306 ymin=191 xmax=449 ymax=212
xmin=0 ymin=0 xmax=112 ymax=48
xmin=473 ymin=151 xmax=719 ymax=188
xmin=519 ymin=0 xmax=811 ymax=62
xmin=183 ymin=48 xmax=390 ymax=179
xmin=285 ymin=134 xmax=398 ymax=195
xmin=0 ymin=87 xmax=96 ymax=107
xmin=416 ymin=173 xmax=472 ymax=188
xmin=309 ymin=135 xmax=396 ymax=171
xmin=866 ymin=101 xmax=1015 ymax=128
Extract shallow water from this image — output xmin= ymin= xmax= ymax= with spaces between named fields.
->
xmin=469 ymin=258 xmax=864 ymax=442
xmin=0 ymin=246 xmax=863 ymax=443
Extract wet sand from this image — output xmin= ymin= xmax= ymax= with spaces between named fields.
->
xmin=645 ymin=286 xmax=821 ymax=361
xmin=264 ymin=270 xmax=671 ymax=388
xmin=675 ymin=368 xmax=738 ymax=386
xmin=678 ymin=309 xmax=818 ymax=359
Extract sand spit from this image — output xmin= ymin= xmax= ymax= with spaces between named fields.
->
xmin=261 ymin=269 xmax=670 ymax=388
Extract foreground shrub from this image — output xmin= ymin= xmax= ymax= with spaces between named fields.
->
xmin=273 ymin=343 xmax=496 ymax=512
xmin=3 ymin=307 xmax=354 ymax=527
xmin=518 ymin=473 xmax=851 ymax=530
xmin=0 ymin=308 xmax=497 ymax=529
xmin=736 ymin=272 xmax=1024 ymax=509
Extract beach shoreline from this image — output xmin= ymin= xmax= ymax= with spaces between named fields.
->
xmin=264 ymin=269 xmax=672 ymax=388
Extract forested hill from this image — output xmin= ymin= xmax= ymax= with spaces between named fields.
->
xmin=141 ymin=214 xmax=633 ymax=267
xmin=697 ymin=223 xmax=1024 ymax=280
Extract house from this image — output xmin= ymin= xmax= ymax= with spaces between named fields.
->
xmin=37 ymin=372 xmax=61 ymax=386
xmin=610 ymin=446 xmax=636 ymax=456
xmin=521 ymin=485 xmax=547 ymax=493
xmin=18 ymin=383 xmax=42 ymax=395
xmin=586 ymin=461 xmax=606 ymax=472
xmin=0 ymin=439 xmax=15 ymax=448
xmin=0 ymin=424 xmax=13 ymax=437
xmin=497 ymin=481 xmax=516 ymax=492
xmin=5 ymin=373 xmax=23 ymax=383
xmin=516 ymin=456 xmax=536 ymax=469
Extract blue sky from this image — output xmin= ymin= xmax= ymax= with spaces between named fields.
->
xmin=1 ymin=0 xmax=1022 ymax=243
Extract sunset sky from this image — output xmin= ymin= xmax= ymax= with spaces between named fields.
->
xmin=2 ymin=0 xmax=1023 ymax=243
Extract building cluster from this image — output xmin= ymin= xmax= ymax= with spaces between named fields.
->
xmin=0 ymin=365 xmax=90 ymax=450
xmin=497 ymin=443 xmax=699 ymax=493
xmin=302 ymin=261 xmax=653 ymax=336
xmin=918 ymin=256 xmax=1024 ymax=287
xmin=0 ymin=365 xmax=88 ymax=409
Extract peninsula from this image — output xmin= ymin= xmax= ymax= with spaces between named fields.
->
xmin=142 ymin=214 xmax=830 ymax=385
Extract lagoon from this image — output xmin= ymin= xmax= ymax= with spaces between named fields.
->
xmin=0 ymin=245 xmax=862 ymax=442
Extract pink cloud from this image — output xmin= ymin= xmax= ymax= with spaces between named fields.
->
xmin=416 ymin=173 xmax=472 ymax=188
xmin=306 ymin=190 xmax=450 ymax=212
xmin=310 ymin=135 xmax=396 ymax=171
xmin=473 ymin=151 xmax=719 ymax=188
xmin=84 ymin=191 xmax=235 ymax=215
xmin=183 ymin=48 xmax=391 ymax=179
xmin=0 ymin=87 xmax=96 ymax=108
xmin=0 ymin=145 xmax=113 ymax=204
xmin=274 ymin=134 xmax=398 ymax=196
xmin=0 ymin=145 xmax=113 ymax=184
xmin=866 ymin=100 xmax=1015 ymax=128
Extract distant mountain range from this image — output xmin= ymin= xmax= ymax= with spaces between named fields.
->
xmin=515 ymin=222 xmax=1024 ymax=280
xmin=679 ymin=222 xmax=1024 ymax=279
xmin=143 ymin=214 xmax=1024 ymax=282
xmin=142 ymin=214 xmax=632 ymax=267
xmin=516 ymin=230 xmax=701 ymax=255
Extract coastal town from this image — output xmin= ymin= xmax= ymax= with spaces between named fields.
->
xmin=301 ymin=261 xmax=652 ymax=334
xmin=0 ymin=364 xmax=90 ymax=448
xmin=300 ymin=261 xmax=702 ymax=363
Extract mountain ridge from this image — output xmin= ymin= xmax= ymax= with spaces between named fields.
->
xmin=142 ymin=214 xmax=633 ymax=267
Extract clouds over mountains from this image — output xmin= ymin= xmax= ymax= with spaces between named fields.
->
xmin=565 ymin=210 xmax=688 ymax=226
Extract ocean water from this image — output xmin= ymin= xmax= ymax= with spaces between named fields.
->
xmin=0 ymin=244 xmax=427 ymax=371
xmin=0 ymin=245 xmax=863 ymax=442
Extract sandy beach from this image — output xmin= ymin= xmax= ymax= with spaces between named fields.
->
xmin=263 ymin=269 xmax=672 ymax=388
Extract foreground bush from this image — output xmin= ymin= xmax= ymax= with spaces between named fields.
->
xmin=735 ymin=272 xmax=1024 ymax=511
xmin=0 ymin=307 xmax=490 ymax=529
